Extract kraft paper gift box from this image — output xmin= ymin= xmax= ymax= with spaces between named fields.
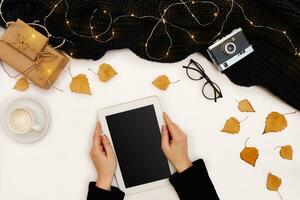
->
xmin=2 ymin=19 xmax=49 ymax=60
xmin=0 ymin=19 xmax=69 ymax=89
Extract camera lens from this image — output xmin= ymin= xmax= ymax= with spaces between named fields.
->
xmin=223 ymin=42 xmax=236 ymax=55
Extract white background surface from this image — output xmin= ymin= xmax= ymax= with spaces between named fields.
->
xmin=0 ymin=27 xmax=299 ymax=200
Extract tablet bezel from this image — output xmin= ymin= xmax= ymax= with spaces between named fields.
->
xmin=98 ymin=96 xmax=174 ymax=194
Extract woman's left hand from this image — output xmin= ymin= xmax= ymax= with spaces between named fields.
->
xmin=90 ymin=122 xmax=116 ymax=191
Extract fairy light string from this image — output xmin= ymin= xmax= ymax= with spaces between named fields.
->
xmin=62 ymin=0 xmax=300 ymax=59
xmin=233 ymin=1 xmax=298 ymax=55
xmin=0 ymin=0 xmax=73 ymax=49
xmin=63 ymin=0 xmax=220 ymax=60
xmin=42 ymin=0 xmax=74 ymax=48
xmin=0 ymin=0 xmax=299 ymax=59
xmin=0 ymin=0 xmax=7 ymax=24
xmin=43 ymin=0 xmax=63 ymax=27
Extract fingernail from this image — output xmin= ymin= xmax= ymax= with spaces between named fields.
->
xmin=103 ymin=135 xmax=108 ymax=140
xmin=162 ymin=125 xmax=165 ymax=131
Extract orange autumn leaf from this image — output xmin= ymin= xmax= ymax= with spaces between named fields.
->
xmin=152 ymin=75 xmax=170 ymax=91
xmin=240 ymin=147 xmax=259 ymax=167
xmin=13 ymin=77 xmax=29 ymax=91
xmin=221 ymin=117 xmax=240 ymax=134
xmin=267 ymin=173 xmax=282 ymax=191
xmin=98 ymin=63 xmax=117 ymax=82
xmin=238 ymin=99 xmax=255 ymax=112
xmin=70 ymin=74 xmax=91 ymax=95
xmin=279 ymin=145 xmax=293 ymax=160
xmin=263 ymin=112 xmax=287 ymax=134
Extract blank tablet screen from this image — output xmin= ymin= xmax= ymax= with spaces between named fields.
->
xmin=106 ymin=105 xmax=171 ymax=188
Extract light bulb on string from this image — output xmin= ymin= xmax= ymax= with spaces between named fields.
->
xmin=46 ymin=68 xmax=52 ymax=75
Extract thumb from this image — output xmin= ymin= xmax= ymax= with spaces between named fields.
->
xmin=161 ymin=125 xmax=170 ymax=150
xmin=102 ymin=135 xmax=114 ymax=157
xmin=93 ymin=122 xmax=101 ymax=147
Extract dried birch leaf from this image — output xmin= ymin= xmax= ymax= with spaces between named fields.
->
xmin=267 ymin=173 xmax=282 ymax=191
xmin=279 ymin=145 xmax=293 ymax=160
xmin=152 ymin=75 xmax=170 ymax=90
xmin=13 ymin=78 xmax=29 ymax=91
xmin=70 ymin=74 xmax=91 ymax=95
xmin=98 ymin=63 xmax=117 ymax=82
xmin=221 ymin=117 xmax=240 ymax=134
xmin=238 ymin=99 xmax=255 ymax=112
xmin=263 ymin=112 xmax=287 ymax=134
xmin=240 ymin=147 xmax=259 ymax=167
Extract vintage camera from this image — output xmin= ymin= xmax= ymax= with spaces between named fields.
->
xmin=207 ymin=28 xmax=254 ymax=71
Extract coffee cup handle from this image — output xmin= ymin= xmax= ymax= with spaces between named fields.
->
xmin=31 ymin=123 xmax=43 ymax=132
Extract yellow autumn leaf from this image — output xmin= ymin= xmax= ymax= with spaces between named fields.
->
xmin=70 ymin=74 xmax=92 ymax=95
xmin=238 ymin=99 xmax=255 ymax=112
xmin=267 ymin=173 xmax=282 ymax=191
xmin=240 ymin=147 xmax=259 ymax=167
xmin=152 ymin=75 xmax=170 ymax=90
xmin=13 ymin=77 xmax=29 ymax=91
xmin=263 ymin=112 xmax=287 ymax=134
xmin=221 ymin=117 xmax=240 ymax=134
xmin=279 ymin=145 xmax=293 ymax=160
xmin=98 ymin=63 xmax=117 ymax=82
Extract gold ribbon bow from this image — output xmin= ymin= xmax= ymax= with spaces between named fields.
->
xmin=21 ymin=47 xmax=57 ymax=80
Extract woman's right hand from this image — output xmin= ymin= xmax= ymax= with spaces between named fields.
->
xmin=161 ymin=113 xmax=193 ymax=173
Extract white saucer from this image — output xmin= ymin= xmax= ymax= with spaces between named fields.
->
xmin=2 ymin=97 xmax=50 ymax=143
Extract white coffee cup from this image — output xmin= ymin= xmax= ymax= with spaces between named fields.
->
xmin=7 ymin=107 xmax=43 ymax=134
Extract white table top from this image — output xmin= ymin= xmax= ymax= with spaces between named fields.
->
xmin=0 ymin=27 xmax=299 ymax=200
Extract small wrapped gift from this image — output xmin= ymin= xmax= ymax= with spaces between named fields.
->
xmin=0 ymin=19 xmax=69 ymax=89
xmin=2 ymin=19 xmax=49 ymax=60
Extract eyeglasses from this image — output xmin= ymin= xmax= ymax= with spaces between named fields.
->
xmin=183 ymin=59 xmax=223 ymax=102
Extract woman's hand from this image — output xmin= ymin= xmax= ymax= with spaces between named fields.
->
xmin=161 ymin=113 xmax=193 ymax=173
xmin=90 ymin=122 xmax=116 ymax=191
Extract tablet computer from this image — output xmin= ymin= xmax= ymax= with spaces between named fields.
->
xmin=98 ymin=96 xmax=174 ymax=194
